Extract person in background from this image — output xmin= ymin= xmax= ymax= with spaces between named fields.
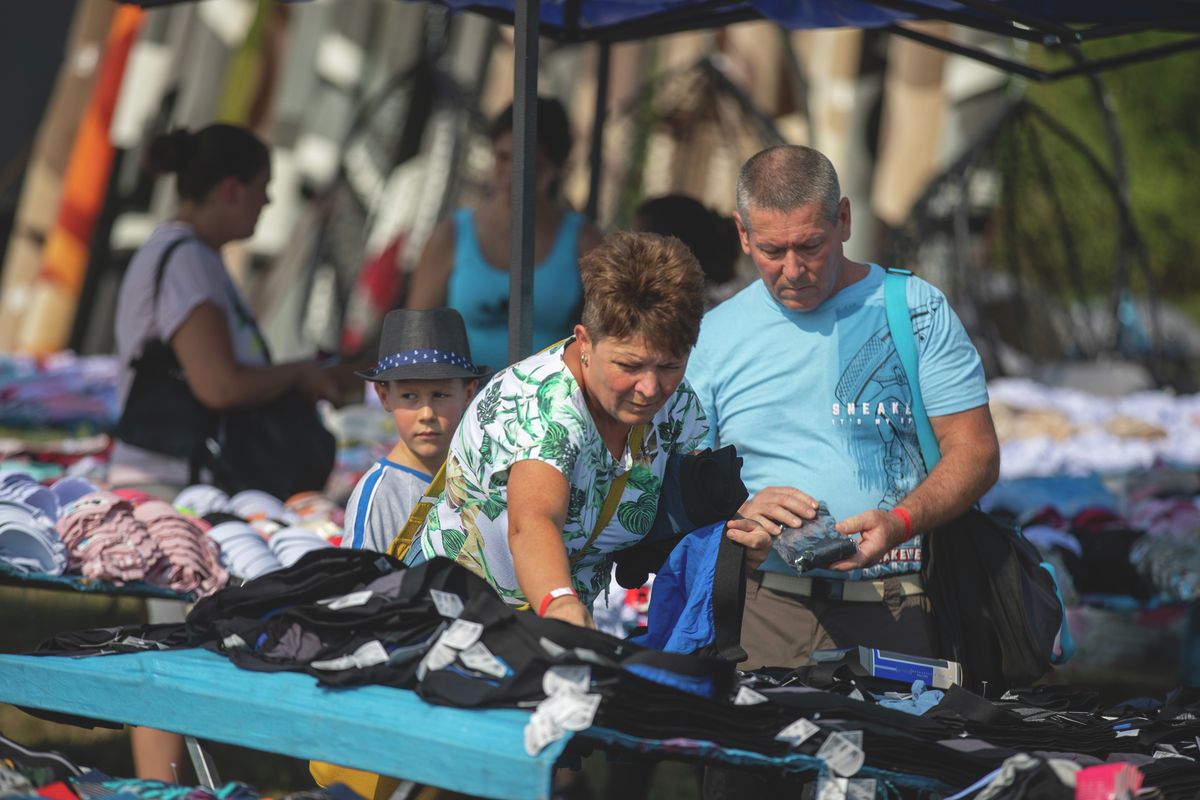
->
xmin=112 ymin=124 xmax=340 ymax=497
xmin=111 ymin=123 xmax=340 ymax=782
xmin=411 ymin=232 xmax=777 ymax=627
xmin=406 ymin=97 xmax=602 ymax=371
xmin=633 ymin=194 xmax=745 ymax=307
xmin=340 ymin=308 xmax=482 ymax=553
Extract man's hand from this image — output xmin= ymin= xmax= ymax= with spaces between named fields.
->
xmin=830 ymin=510 xmax=908 ymax=571
xmin=737 ymin=487 xmax=819 ymax=532
xmin=725 ymin=517 xmax=780 ymax=569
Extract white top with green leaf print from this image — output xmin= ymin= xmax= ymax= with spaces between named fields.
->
xmin=416 ymin=339 xmax=708 ymax=608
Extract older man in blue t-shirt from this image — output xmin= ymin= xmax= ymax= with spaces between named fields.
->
xmin=687 ymin=145 xmax=1000 ymax=671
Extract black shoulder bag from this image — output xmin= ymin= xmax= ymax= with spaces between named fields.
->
xmin=883 ymin=268 xmax=1072 ymax=693
xmin=200 ymin=278 xmax=336 ymax=501
xmin=115 ymin=238 xmax=213 ymax=479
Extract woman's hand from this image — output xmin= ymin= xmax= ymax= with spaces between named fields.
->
xmin=296 ymin=364 xmax=342 ymax=405
xmin=541 ymin=596 xmax=595 ymax=629
xmin=737 ymin=486 xmax=819 ymax=531
xmin=725 ymin=517 xmax=780 ymax=569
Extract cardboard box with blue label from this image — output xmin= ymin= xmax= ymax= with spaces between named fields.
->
xmin=811 ymin=646 xmax=963 ymax=689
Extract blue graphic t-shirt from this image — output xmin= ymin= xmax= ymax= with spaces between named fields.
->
xmin=686 ymin=264 xmax=988 ymax=579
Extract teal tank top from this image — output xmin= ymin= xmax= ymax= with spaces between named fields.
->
xmin=447 ymin=208 xmax=585 ymax=371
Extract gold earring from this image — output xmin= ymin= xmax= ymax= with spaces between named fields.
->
xmin=581 ymin=353 xmax=589 ymax=367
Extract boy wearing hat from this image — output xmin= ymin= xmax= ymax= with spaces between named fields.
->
xmin=341 ymin=308 xmax=485 ymax=553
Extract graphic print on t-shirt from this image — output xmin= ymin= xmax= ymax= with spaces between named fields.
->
xmin=830 ymin=299 xmax=939 ymax=575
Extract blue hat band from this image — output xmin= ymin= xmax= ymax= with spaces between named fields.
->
xmin=364 ymin=348 xmax=477 ymax=377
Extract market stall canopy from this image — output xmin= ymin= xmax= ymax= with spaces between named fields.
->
xmin=115 ymin=0 xmax=1200 ymax=81
xmin=112 ymin=0 xmax=1200 ymax=363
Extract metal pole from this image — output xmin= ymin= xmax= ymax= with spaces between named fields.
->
xmin=509 ymin=0 xmax=539 ymax=364
xmin=585 ymin=41 xmax=611 ymax=221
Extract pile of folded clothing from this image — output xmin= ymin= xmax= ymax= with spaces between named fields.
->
xmin=173 ymin=484 xmax=341 ymax=580
xmin=56 ymin=490 xmax=228 ymax=596
xmin=29 ymin=551 xmax=1200 ymax=799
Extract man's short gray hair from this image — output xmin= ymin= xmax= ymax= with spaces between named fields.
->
xmin=735 ymin=145 xmax=841 ymax=229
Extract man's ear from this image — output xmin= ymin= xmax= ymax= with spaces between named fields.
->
xmin=838 ymin=197 xmax=852 ymax=243
xmin=733 ymin=212 xmax=752 ymax=255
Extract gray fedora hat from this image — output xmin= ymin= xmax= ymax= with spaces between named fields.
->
xmin=356 ymin=308 xmax=487 ymax=381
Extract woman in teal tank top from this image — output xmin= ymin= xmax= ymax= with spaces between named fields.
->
xmin=407 ymin=97 xmax=602 ymax=371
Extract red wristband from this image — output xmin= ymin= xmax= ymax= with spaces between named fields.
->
xmin=890 ymin=507 xmax=914 ymax=540
xmin=538 ymin=586 xmax=578 ymax=617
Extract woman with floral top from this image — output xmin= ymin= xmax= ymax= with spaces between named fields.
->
xmin=414 ymin=232 xmax=776 ymax=628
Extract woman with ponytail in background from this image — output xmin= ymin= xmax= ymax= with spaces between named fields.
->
xmin=112 ymin=124 xmax=339 ymax=495
xmin=111 ymin=124 xmax=339 ymax=781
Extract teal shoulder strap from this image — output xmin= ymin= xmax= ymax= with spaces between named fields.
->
xmin=883 ymin=268 xmax=940 ymax=471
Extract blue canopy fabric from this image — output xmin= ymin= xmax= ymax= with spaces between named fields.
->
xmin=421 ymin=0 xmax=1200 ymax=42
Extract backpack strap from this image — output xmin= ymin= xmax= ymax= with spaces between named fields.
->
xmin=883 ymin=268 xmax=940 ymax=471
xmin=147 ymin=236 xmax=207 ymax=484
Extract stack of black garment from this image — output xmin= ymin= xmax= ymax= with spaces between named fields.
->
xmin=28 ymin=549 xmax=1200 ymax=799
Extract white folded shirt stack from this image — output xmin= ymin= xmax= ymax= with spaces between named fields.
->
xmin=206 ymin=520 xmax=283 ymax=580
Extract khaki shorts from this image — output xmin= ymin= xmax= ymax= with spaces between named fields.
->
xmin=738 ymin=571 xmax=937 ymax=670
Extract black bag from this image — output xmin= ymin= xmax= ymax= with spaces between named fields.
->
xmin=203 ymin=390 xmax=336 ymax=500
xmin=115 ymin=238 xmax=213 ymax=469
xmin=883 ymin=268 xmax=1069 ymax=693
xmin=115 ymin=236 xmax=335 ymax=499
xmin=921 ymin=509 xmax=1065 ymax=693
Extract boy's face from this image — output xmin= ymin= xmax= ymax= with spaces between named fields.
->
xmin=375 ymin=378 xmax=477 ymax=462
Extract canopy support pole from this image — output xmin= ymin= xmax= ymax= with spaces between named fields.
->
xmin=508 ymin=0 xmax=539 ymax=364
xmin=585 ymin=41 xmax=611 ymax=221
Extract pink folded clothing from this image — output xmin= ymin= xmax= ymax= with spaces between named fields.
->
xmin=56 ymin=492 xmax=160 ymax=586
xmin=133 ymin=501 xmax=228 ymax=597
xmin=55 ymin=492 xmax=228 ymax=596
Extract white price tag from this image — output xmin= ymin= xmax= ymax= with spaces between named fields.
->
xmin=817 ymin=731 xmax=865 ymax=777
xmin=430 ymin=589 xmax=464 ymax=618
xmin=816 ymin=777 xmax=848 ymax=800
xmin=734 ymin=686 xmax=768 ymax=706
xmin=442 ymin=619 xmax=484 ymax=650
xmin=321 ymin=590 xmax=373 ymax=610
xmin=571 ymin=648 xmax=606 ymax=665
xmin=846 ymin=779 xmax=876 ymax=800
xmin=539 ymin=637 xmax=567 ymax=658
xmin=775 ymin=718 xmax=820 ymax=746
xmin=312 ymin=640 xmax=389 ymax=671
xmin=540 ymin=691 xmax=601 ymax=732
xmin=459 ymin=641 xmax=509 ymax=678
xmin=416 ymin=641 xmax=457 ymax=680
xmin=524 ymin=708 xmax=565 ymax=756
xmin=544 ymin=666 xmax=591 ymax=697
xmin=817 ymin=778 xmax=875 ymax=800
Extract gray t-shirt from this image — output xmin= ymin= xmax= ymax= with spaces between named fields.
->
xmin=110 ymin=222 xmax=268 ymax=486
xmin=340 ymin=459 xmax=433 ymax=553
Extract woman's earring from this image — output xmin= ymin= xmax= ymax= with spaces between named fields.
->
xmin=581 ymin=353 xmax=589 ymax=367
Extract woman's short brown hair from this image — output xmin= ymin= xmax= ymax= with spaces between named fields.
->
xmin=579 ymin=232 xmax=706 ymax=358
